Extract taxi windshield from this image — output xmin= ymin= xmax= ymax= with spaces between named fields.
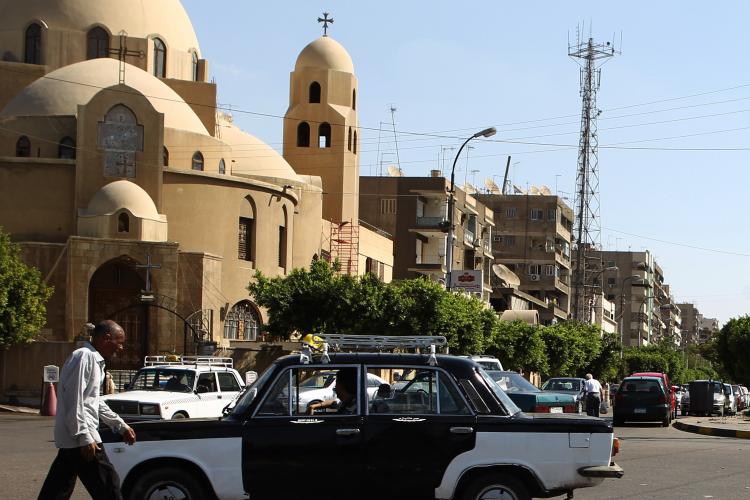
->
xmin=128 ymin=368 xmax=195 ymax=393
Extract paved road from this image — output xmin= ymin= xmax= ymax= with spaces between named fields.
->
xmin=3 ymin=413 xmax=749 ymax=499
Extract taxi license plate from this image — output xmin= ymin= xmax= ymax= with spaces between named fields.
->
xmin=550 ymin=407 xmax=563 ymax=414
xmin=634 ymin=408 xmax=646 ymax=414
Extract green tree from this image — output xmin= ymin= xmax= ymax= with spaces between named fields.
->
xmin=539 ymin=321 xmax=601 ymax=378
xmin=715 ymin=316 xmax=750 ymax=385
xmin=0 ymin=229 xmax=53 ymax=349
xmin=486 ymin=321 xmax=547 ymax=374
xmin=584 ymin=331 xmax=623 ymax=383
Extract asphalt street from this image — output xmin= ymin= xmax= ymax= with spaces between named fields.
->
xmin=3 ymin=413 xmax=749 ymax=499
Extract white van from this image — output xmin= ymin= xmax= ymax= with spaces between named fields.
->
xmin=459 ymin=355 xmax=504 ymax=371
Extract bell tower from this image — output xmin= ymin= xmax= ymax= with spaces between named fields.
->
xmin=283 ymin=23 xmax=359 ymax=224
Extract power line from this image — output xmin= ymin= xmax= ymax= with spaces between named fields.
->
xmin=605 ymin=228 xmax=750 ymax=257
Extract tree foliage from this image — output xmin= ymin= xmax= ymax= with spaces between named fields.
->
xmin=714 ymin=316 xmax=750 ymax=385
xmin=0 ymin=229 xmax=53 ymax=349
xmin=539 ymin=322 xmax=602 ymax=378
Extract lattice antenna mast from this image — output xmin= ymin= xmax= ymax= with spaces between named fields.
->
xmin=568 ymin=26 xmax=619 ymax=322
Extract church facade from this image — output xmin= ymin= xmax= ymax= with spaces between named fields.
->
xmin=0 ymin=0 xmax=392 ymax=388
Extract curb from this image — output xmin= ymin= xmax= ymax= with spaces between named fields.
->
xmin=0 ymin=404 xmax=40 ymax=415
xmin=673 ymin=420 xmax=750 ymax=439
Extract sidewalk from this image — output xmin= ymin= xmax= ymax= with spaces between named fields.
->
xmin=673 ymin=413 xmax=750 ymax=439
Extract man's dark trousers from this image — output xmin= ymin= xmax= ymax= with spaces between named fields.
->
xmin=38 ymin=447 xmax=122 ymax=500
xmin=586 ymin=394 xmax=601 ymax=417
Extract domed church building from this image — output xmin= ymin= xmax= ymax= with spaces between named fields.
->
xmin=0 ymin=0 xmax=392 ymax=381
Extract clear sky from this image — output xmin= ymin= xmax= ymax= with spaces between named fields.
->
xmin=183 ymin=0 xmax=750 ymax=324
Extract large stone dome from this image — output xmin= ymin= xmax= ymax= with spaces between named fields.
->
xmin=0 ymin=58 xmax=209 ymax=136
xmin=295 ymin=36 xmax=354 ymax=73
xmin=86 ymin=180 xmax=159 ymax=218
xmin=0 ymin=0 xmax=201 ymax=55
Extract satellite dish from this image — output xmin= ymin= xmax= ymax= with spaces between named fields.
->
xmin=387 ymin=165 xmax=403 ymax=177
xmin=512 ymin=184 xmax=525 ymax=195
xmin=540 ymin=185 xmax=552 ymax=196
xmin=529 ymin=186 xmax=540 ymax=195
xmin=484 ymin=178 xmax=501 ymax=193
xmin=492 ymin=263 xmax=521 ymax=287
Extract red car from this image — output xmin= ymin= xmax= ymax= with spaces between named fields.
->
xmin=630 ymin=372 xmax=677 ymax=419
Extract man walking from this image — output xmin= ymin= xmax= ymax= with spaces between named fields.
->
xmin=584 ymin=373 xmax=603 ymax=418
xmin=38 ymin=320 xmax=136 ymax=500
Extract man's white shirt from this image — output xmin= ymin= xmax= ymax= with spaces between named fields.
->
xmin=54 ymin=343 xmax=128 ymax=448
xmin=584 ymin=378 xmax=603 ymax=395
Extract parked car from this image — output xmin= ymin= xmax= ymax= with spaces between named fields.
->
xmin=630 ymin=372 xmax=676 ymax=419
xmin=740 ymin=386 xmax=750 ymax=410
xmin=731 ymin=384 xmax=744 ymax=412
xmin=458 ymin=355 xmax=504 ymax=371
xmin=541 ymin=377 xmax=587 ymax=413
xmin=102 ymin=356 xmax=245 ymax=420
xmin=681 ymin=387 xmax=691 ymax=416
xmin=294 ymin=369 xmax=387 ymax=409
xmin=724 ymin=384 xmax=737 ymax=415
xmin=613 ymin=376 xmax=671 ymax=427
xmin=674 ymin=385 xmax=687 ymax=416
xmin=487 ymin=371 xmax=577 ymax=413
xmin=102 ymin=336 xmax=622 ymax=500
xmin=687 ymin=380 xmax=727 ymax=416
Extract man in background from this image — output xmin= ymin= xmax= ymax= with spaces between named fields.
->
xmin=38 ymin=320 xmax=136 ymax=500
xmin=584 ymin=373 xmax=603 ymax=418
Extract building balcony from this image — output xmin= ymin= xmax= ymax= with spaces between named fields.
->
xmin=463 ymin=229 xmax=475 ymax=246
xmin=410 ymin=216 xmax=448 ymax=237
xmin=554 ymin=277 xmax=570 ymax=295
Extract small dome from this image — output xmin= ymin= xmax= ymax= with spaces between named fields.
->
xmin=87 ymin=180 xmax=159 ymax=219
xmin=295 ymin=36 xmax=354 ymax=73
xmin=0 ymin=59 xmax=208 ymax=135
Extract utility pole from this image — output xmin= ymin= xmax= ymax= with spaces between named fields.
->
xmin=568 ymin=26 xmax=619 ymax=322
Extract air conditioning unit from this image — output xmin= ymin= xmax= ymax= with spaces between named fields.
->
xmin=608 ymin=284 xmax=616 ymax=289
xmin=530 ymin=274 xmax=541 ymax=282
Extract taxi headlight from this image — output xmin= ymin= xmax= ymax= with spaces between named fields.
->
xmin=140 ymin=403 xmax=160 ymax=416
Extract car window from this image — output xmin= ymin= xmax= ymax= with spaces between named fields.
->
xmin=621 ymin=379 xmax=662 ymax=393
xmin=478 ymin=368 xmax=521 ymax=415
xmin=196 ymin=373 xmax=218 ymax=393
xmin=368 ymin=367 xmax=470 ymax=415
xmin=256 ymin=366 xmax=360 ymax=417
xmin=487 ymin=371 xmax=538 ymax=393
xmin=129 ymin=368 xmax=195 ymax=392
xmin=218 ymin=372 xmax=241 ymax=392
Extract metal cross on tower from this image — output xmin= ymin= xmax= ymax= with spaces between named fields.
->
xmin=318 ymin=12 xmax=334 ymax=36
xmin=136 ymin=254 xmax=161 ymax=294
xmin=108 ymin=30 xmax=144 ymax=84
xmin=568 ymin=25 xmax=619 ymax=323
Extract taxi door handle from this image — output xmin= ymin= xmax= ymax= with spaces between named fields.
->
xmin=450 ymin=426 xmax=474 ymax=434
xmin=336 ymin=428 xmax=361 ymax=436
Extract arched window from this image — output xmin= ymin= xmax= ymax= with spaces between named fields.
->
xmin=24 ymin=23 xmax=42 ymax=64
xmin=318 ymin=122 xmax=331 ymax=148
xmin=162 ymin=146 xmax=169 ymax=166
xmin=347 ymin=127 xmax=352 ymax=151
xmin=309 ymin=81 xmax=321 ymax=103
xmin=152 ymin=37 xmax=166 ymax=77
xmin=191 ymin=51 xmax=199 ymax=81
xmin=278 ymin=206 xmax=288 ymax=270
xmin=58 ymin=136 xmax=76 ymax=159
xmin=353 ymin=131 xmax=358 ymax=154
xmin=352 ymin=88 xmax=357 ymax=110
xmin=223 ymin=301 xmax=261 ymax=340
xmin=218 ymin=158 xmax=226 ymax=174
xmin=117 ymin=212 xmax=130 ymax=233
xmin=238 ymin=196 xmax=255 ymax=261
xmin=86 ymin=27 xmax=109 ymax=60
xmin=16 ymin=136 xmax=31 ymax=157
xmin=191 ymin=151 xmax=204 ymax=171
xmin=296 ymin=122 xmax=310 ymax=147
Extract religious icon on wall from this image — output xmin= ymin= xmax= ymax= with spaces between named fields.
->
xmin=98 ymin=104 xmax=144 ymax=179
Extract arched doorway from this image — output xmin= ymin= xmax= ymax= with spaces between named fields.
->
xmin=223 ymin=301 xmax=261 ymax=341
xmin=88 ymin=257 xmax=145 ymax=369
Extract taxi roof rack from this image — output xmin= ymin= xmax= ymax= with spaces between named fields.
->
xmin=300 ymin=334 xmax=448 ymax=366
xmin=144 ymin=355 xmax=234 ymax=368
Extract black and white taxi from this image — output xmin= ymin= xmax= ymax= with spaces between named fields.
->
xmin=102 ymin=356 xmax=245 ymax=421
xmin=102 ymin=336 xmax=622 ymax=500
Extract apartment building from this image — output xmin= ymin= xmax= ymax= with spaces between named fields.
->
xmin=699 ymin=317 xmax=720 ymax=343
xmin=592 ymin=294 xmax=618 ymax=335
xmin=475 ymin=193 xmax=574 ymax=324
xmin=677 ymin=303 xmax=701 ymax=345
xmin=359 ymin=175 xmax=495 ymax=301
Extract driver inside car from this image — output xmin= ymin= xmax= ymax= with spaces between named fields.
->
xmin=306 ymin=368 xmax=357 ymax=415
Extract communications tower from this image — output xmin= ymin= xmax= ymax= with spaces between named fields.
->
xmin=569 ymin=28 xmax=619 ymax=322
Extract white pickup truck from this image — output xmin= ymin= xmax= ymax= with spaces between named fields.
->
xmin=102 ymin=356 xmax=245 ymax=420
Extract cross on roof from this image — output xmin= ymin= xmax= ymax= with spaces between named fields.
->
xmin=108 ymin=30 xmax=145 ymax=84
xmin=317 ymin=12 xmax=334 ymax=37
xmin=135 ymin=254 xmax=161 ymax=293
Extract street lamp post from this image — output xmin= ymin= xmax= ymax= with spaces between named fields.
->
xmin=445 ymin=127 xmax=496 ymax=290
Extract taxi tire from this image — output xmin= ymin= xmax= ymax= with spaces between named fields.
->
xmin=461 ymin=473 xmax=531 ymax=500
xmin=172 ymin=411 xmax=189 ymax=419
xmin=128 ymin=466 xmax=210 ymax=500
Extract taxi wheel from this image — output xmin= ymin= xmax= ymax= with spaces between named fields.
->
xmin=172 ymin=411 xmax=189 ymax=419
xmin=461 ymin=473 xmax=531 ymax=500
xmin=128 ymin=466 xmax=210 ymax=500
